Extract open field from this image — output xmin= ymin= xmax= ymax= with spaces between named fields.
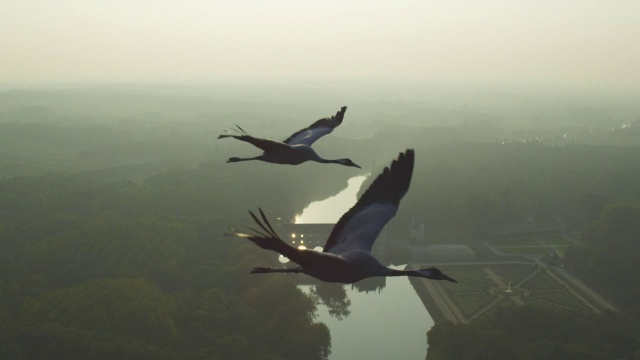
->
xmin=415 ymin=262 xmax=606 ymax=323
xmin=491 ymin=265 xmax=538 ymax=285
xmin=453 ymin=293 xmax=496 ymax=318
xmin=529 ymin=291 xmax=589 ymax=310
xmin=524 ymin=271 xmax=566 ymax=291
xmin=438 ymin=267 xmax=494 ymax=288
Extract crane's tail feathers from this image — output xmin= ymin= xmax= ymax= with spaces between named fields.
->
xmin=258 ymin=208 xmax=279 ymax=237
xmin=226 ymin=210 xmax=284 ymax=250
xmin=249 ymin=209 xmax=281 ymax=239
xmin=218 ymin=125 xmax=247 ymax=139
xmin=226 ymin=209 xmax=302 ymax=262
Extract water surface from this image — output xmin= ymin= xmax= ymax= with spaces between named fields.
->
xmin=301 ymin=275 xmax=433 ymax=360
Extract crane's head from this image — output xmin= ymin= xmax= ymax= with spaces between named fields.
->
xmin=338 ymin=158 xmax=361 ymax=168
xmin=415 ymin=267 xmax=457 ymax=282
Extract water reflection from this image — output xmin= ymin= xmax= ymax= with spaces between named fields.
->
xmin=310 ymin=283 xmax=351 ymax=320
xmin=300 ymin=275 xmax=433 ymax=360
xmin=309 ymin=277 xmax=388 ymax=321
xmin=351 ymin=276 xmax=386 ymax=294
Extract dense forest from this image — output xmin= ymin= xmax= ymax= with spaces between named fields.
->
xmin=0 ymin=169 xmax=332 ymax=359
xmin=1 ymin=86 xmax=640 ymax=358
xmin=564 ymin=205 xmax=640 ymax=313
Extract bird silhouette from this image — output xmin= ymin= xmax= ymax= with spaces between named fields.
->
xmin=227 ymin=149 xmax=457 ymax=284
xmin=218 ymin=106 xmax=360 ymax=168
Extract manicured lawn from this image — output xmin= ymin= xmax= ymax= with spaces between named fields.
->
xmin=551 ymin=245 xmax=570 ymax=255
xmin=492 ymin=265 xmax=538 ymax=285
xmin=530 ymin=291 xmax=588 ymax=311
xmin=437 ymin=266 xmax=494 ymax=287
xmin=453 ymin=293 xmax=497 ymax=318
xmin=523 ymin=271 xmax=565 ymax=291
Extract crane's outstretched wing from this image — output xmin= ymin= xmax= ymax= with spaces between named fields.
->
xmin=323 ymin=149 xmax=414 ymax=255
xmin=283 ymin=106 xmax=347 ymax=146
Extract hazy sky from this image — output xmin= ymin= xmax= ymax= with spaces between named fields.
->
xmin=2 ymin=0 xmax=639 ymax=89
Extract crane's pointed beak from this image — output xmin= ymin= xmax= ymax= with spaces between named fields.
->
xmin=440 ymin=274 xmax=457 ymax=283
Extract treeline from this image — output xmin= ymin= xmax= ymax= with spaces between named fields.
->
xmin=426 ymin=306 xmax=639 ymax=360
xmin=426 ymin=204 xmax=640 ymax=360
xmin=382 ymin=140 xmax=640 ymax=239
xmin=564 ymin=204 xmax=640 ymax=312
xmin=0 ymin=165 xmax=333 ymax=359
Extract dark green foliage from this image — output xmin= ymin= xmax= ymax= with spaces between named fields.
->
xmin=0 ymin=166 xmax=330 ymax=359
xmin=564 ymin=204 xmax=640 ymax=312
xmin=348 ymin=138 xmax=640 ymax=241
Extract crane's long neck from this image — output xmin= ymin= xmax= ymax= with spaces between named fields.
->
xmin=381 ymin=266 xmax=456 ymax=282
xmin=316 ymin=158 xmax=347 ymax=165
xmin=383 ymin=267 xmax=438 ymax=279
xmin=385 ymin=268 xmax=419 ymax=277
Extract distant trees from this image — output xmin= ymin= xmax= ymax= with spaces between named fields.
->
xmin=0 ymin=167 xmax=331 ymax=359
xmin=309 ymin=283 xmax=351 ymax=320
xmin=383 ymin=141 xmax=640 ymax=240
xmin=564 ymin=204 xmax=640 ymax=312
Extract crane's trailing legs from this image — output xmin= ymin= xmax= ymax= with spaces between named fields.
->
xmin=251 ymin=267 xmax=302 ymax=274
xmin=227 ymin=156 xmax=258 ymax=163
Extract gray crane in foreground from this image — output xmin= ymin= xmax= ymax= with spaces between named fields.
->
xmin=218 ymin=106 xmax=360 ymax=168
xmin=227 ymin=149 xmax=457 ymax=284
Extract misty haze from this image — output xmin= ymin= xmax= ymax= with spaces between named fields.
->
xmin=2 ymin=1 xmax=640 ymax=359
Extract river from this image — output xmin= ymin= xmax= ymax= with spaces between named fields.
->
xmin=295 ymin=175 xmax=434 ymax=359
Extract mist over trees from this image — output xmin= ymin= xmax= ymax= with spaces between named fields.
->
xmin=1 ymin=84 xmax=639 ymax=359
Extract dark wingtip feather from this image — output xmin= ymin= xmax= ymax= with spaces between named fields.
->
xmin=335 ymin=106 xmax=347 ymax=123
xmin=364 ymin=148 xmax=414 ymax=205
xmin=258 ymin=208 xmax=279 ymax=237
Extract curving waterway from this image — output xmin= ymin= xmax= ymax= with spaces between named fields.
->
xmin=300 ymin=277 xmax=433 ymax=360
xmin=295 ymin=176 xmax=435 ymax=359
xmin=295 ymin=175 xmax=368 ymax=224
